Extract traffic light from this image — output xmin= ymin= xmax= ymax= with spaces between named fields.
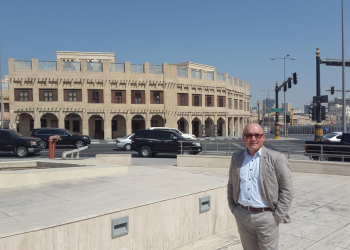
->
xmin=293 ymin=72 xmax=298 ymax=85
xmin=286 ymin=114 xmax=291 ymax=123
xmin=331 ymin=86 xmax=335 ymax=95
xmin=276 ymin=112 xmax=279 ymax=122
xmin=309 ymin=106 xmax=315 ymax=121
xmin=288 ymin=78 xmax=292 ymax=88
xmin=284 ymin=84 xmax=287 ymax=92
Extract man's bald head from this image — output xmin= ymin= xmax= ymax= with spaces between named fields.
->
xmin=243 ymin=123 xmax=264 ymax=135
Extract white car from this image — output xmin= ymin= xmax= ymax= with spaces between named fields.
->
xmin=148 ymin=127 xmax=197 ymax=140
xmin=323 ymin=132 xmax=342 ymax=142
xmin=115 ymin=133 xmax=134 ymax=150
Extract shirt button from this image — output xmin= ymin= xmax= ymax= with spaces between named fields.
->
xmin=249 ymin=179 xmax=251 ymax=181
xmin=248 ymin=198 xmax=250 ymax=200
xmin=248 ymin=188 xmax=250 ymax=190
xmin=250 ymin=169 xmax=252 ymax=171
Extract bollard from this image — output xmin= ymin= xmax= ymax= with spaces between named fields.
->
xmin=48 ymin=135 xmax=62 ymax=159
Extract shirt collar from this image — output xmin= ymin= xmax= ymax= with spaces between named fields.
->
xmin=244 ymin=147 xmax=262 ymax=158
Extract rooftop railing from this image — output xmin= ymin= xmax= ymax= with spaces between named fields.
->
xmin=205 ymin=71 xmax=214 ymax=81
xmin=177 ymin=68 xmax=187 ymax=78
xmin=149 ymin=65 xmax=163 ymax=74
xmin=14 ymin=60 xmax=32 ymax=71
xmin=110 ymin=63 xmax=125 ymax=73
xmin=38 ymin=61 xmax=57 ymax=71
xmin=217 ymin=73 xmax=225 ymax=82
xmin=131 ymin=64 xmax=144 ymax=74
xmin=87 ymin=62 xmax=103 ymax=72
xmin=228 ymin=77 xmax=232 ymax=85
xmin=191 ymin=69 xmax=201 ymax=79
xmin=63 ymin=61 xmax=81 ymax=72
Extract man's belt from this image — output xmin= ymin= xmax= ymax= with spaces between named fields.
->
xmin=238 ymin=203 xmax=272 ymax=213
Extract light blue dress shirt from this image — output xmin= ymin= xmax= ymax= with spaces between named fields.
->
xmin=238 ymin=148 xmax=269 ymax=208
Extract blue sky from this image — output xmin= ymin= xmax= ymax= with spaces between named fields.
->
xmin=0 ymin=0 xmax=349 ymax=109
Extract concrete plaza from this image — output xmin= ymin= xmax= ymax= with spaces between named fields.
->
xmin=1 ymin=158 xmax=350 ymax=249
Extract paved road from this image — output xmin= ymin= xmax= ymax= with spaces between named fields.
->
xmin=0 ymin=134 xmax=313 ymax=162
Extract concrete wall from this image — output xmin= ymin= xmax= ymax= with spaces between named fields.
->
xmin=177 ymin=155 xmax=350 ymax=176
xmin=0 ymin=187 xmax=235 ymax=250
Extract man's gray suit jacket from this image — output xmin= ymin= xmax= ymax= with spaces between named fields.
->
xmin=227 ymin=146 xmax=293 ymax=223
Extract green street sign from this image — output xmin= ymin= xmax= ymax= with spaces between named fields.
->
xmin=271 ymin=108 xmax=284 ymax=112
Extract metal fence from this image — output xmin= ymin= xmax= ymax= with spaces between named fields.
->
xmin=63 ymin=61 xmax=81 ymax=71
xmin=176 ymin=139 xmax=309 ymax=160
xmin=131 ymin=64 xmax=144 ymax=73
xmin=149 ymin=65 xmax=163 ymax=74
xmin=304 ymin=143 xmax=350 ymax=162
xmin=87 ymin=62 xmax=103 ymax=72
xmin=38 ymin=61 xmax=57 ymax=71
xmin=14 ymin=60 xmax=32 ymax=71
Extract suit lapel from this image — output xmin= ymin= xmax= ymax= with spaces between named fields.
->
xmin=260 ymin=146 xmax=267 ymax=196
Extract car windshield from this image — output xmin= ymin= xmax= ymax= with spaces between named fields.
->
xmin=123 ymin=134 xmax=133 ymax=139
xmin=8 ymin=130 xmax=23 ymax=138
xmin=64 ymin=129 xmax=73 ymax=135
xmin=323 ymin=133 xmax=339 ymax=139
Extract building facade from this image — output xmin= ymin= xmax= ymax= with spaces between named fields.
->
xmin=0 ymin=76 xmax=10 ymax=128
xmin=7 ymin=52 xmax=251 ymax=139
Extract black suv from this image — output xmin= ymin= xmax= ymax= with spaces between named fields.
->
xmin=31 ymin=128 xmax=91 ymax=148
xmin=0 ymin=129 xmax=43 ymax=157
xmin=131 ymin=129 xmax=202 ymax=157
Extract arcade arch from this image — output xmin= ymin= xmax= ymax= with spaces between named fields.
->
xmin=88 ymin=115 xmax=104 ymax=139
xmin=111 ymin=115 xmax=126 ymax=138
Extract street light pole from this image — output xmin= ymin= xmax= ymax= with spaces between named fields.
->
xmin=270 ymin=55 xmax=296 ymax=138
xmin=341 ymin=0 xmax=346 ymax=132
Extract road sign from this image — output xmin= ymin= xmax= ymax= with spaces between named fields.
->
xmin=271 ymin=108 xmax=284 ymax=112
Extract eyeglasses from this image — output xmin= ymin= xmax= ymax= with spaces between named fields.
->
xmin=243 ymin=133 xmax=264 ymax=139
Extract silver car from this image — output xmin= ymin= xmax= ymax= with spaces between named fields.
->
xmin=115 ymin=134 xmax=134 ymax=151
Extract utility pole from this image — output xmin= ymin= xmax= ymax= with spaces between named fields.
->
xmin=274 ymin=81 xmax=280 ymax=139
xmin=315 ymin=48 xmax=323 ymax=141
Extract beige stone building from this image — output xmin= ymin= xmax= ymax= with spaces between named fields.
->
xmin=0 ymin=76 xmax=10 ymax=128
xmin=8 ymin=51 xmax=251 ymax=139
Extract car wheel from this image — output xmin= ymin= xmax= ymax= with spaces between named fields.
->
xmin=76 ymin=140 xmax=85 ymax=148
xmin=41 ymin=140 xmax=48 ymax=149
xmin=124 ymin=144 xmax=131 ymax=151
xmin=140 ymin=146 xmax=152 ymax=157
xmin=182 ymin=147 xmax=192 ymax=155
xmin=16 ymin=146 xmax=28 ymax=158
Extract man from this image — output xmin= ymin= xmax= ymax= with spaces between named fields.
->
xmin=227 ymin=123 xmax=293 ymax=250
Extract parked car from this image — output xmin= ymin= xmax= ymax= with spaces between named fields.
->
xmin=323 ymin=132 xmax=342 ymax=142
xmin=305 ymin=133 xmax=350 ymax=161
xmin=115 ymin=134 xmax=134 ymax=151
xmin=0 ymin=129 xmax=43 ymax=157
xmin=131 ymin=129 xmax=202 ymax=157
xmin=148 ymin=127 xmax=196 ymax=140
xmin=31 ymin=128 xmax=91 ymax=149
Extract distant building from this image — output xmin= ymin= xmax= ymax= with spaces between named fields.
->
xmin=282 ymin=102 xmax=292 ymax=113
xmin=262 ymin=98 xmax=275 ymax=116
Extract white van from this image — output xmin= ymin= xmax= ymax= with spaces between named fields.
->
xmin=148 ymin=127 xmax=197 ymax=140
